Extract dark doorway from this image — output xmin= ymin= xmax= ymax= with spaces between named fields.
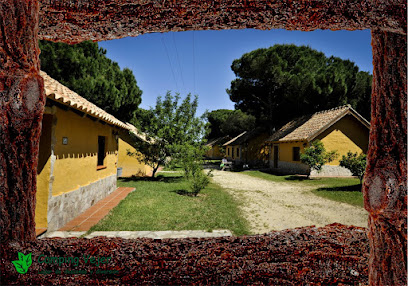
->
xmin=273 ymin=145 xmax=279 ymax=168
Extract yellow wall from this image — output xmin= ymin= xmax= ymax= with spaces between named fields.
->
xmin=35 ymin=114 xmax=53 ymax=228
xmin=213 ymin=145 xmax=222 ymax=158
xmin=52 ymin=107 xmax=118 ymax=196
xmin=275 ymin=141 xmax=307 ymax=164
xmin=315 ymin=114 xmax=369 ymax=165
xmin=118 ymin=138 xmax=153 ymax=177
xmin=243 ymin=133 xmax=269 ymax=162
xmin=225 ymin=145 xmax=237 ymax=160
xmin=205 ymin=145 xmax=222 ymax=159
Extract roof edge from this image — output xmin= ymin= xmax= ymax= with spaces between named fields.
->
xmin=307 ymin=106 xmax=370 ymax=142
xmin=223 ymin=131 xmax=247 ymax=146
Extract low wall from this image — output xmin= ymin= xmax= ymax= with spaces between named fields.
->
xmin=270 ymin=161 xmax=353 ymax=177
xmin=270 ymin=161 xmax=310 ymax=175
xmin=311 ymin=165 xmax=353 ymax=177
xmin=47 ymin=174 xmax=116 ymax=231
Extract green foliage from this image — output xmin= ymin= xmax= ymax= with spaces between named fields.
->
xmin=39 ymin=40 xmax=142 ymax=122
xmin=131 ymin=108 xmax=154 ymax=132
xmin=128 ymin=92 xmax=207 ymax=178
xmin=189 ymin=170 xmax=211 ymax=196
xmin=170 ymin=144 xmax=211 ymax=196
xmin=340 ymin=152 xmax=367 ymax=183
xmin=205 ymin=109 xmax=256 ymax=138
xmin=227 ymin=44 xmax=372 ymax=128
xmin=300 ymin=140 xmax=338 ymax=177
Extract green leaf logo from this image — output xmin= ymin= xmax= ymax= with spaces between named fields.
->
xmin=12 ymin=252 xmax=32 ymax=274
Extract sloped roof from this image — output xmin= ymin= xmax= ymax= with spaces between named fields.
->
xmin=224 ymin=128 xmax=267 ymax=146
xmin=223 ymin=131 xmax=247 ymax=146
xmin=266 ymin=105 xmax=370 ymax=143
xmin=41 ymin=71 xmax=129 ymax=130
xmin=205 ymin=136 xmax=231 ymax=147
xmin=125 ymin=123 xmax=153 ymax=144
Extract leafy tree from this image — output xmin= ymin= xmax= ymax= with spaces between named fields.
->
xmin=340 ymin=152 xmax=367 ymax=184
xmin=227 ymin=44 xmax=372 ymax=129
xmin=39 ymin=40 xmax=142 ymax=122
xmin=170 ymin=144 xmax=211 ymax=196
xmin=128 ymin=92 xmax=207 ymax=178
xmin=205 ymin=109 xmax=256 ymax=138
xmin=131 ymin=108 xmax=154 ymax=133
xmin=300 ymin=140 xmax=338 ymax=178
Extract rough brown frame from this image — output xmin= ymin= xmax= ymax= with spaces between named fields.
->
xmin=0 ymin=1 xmax=406 ymax=285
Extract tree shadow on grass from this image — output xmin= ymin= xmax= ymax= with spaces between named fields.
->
xmin=259 ymin=169 xmax=288 ymax=176
xmin=315 ymin=184 xmax=362 ymax=192
xmin=258 ymin=169 xmax=310 ymax=181
xmin=284 ymin=175 xmax=311 ymax=181
xmin=171 ymin=190 xmax=199 ymax=197
xmin=119 ymin=174 xmax=184 ymax=183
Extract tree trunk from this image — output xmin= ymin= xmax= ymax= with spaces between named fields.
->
xmin=151 ymin=165 xmax=159 ymax=178
xmin=0 ymin=0 xmax=45 ymax=243
xmin=363 ymin=30 xmax=407 ymax=285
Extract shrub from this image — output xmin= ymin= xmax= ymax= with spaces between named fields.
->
xmin=189 ymin=169 xmax=211 ymax=196
xmin=172 ymin=144 xmax=211 ymax=196
xmin=300 ymin=140 xmax=338 ymax=178
xmin=340 ymin=152 xmax=367 ymax=184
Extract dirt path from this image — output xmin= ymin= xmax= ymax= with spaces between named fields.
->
xmin=210 ymin=170 xmax=368 ymax=234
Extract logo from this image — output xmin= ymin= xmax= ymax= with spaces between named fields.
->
xmin=12 ymin=252 xmax=32 ymax=274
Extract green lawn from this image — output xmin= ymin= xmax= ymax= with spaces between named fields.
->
xmin=242 ymin=170 xmax=364 ymax=207
xmin=161 ymin=165 xmax=184 ymax=171
xmin=90 ymin=172 xmax=251 ymax=235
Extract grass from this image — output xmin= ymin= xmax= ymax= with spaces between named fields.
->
xmin=90 ymin=172 xmax=251 ymax=235
xmin=311 ymin=185 xmax=364 ymax=207
xmin=161 ymin=165 xmax=184 ymax=171
xmin=242 ymin=170 xmax=364 ymax=207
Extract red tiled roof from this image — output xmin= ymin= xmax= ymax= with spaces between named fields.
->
xmin=223 ymin=131 xmax=247 ymax=146
xmin=41 ymin=71 xmax=129 ymax=130
xmin=266 ymin=105 xmax=370 ymax=142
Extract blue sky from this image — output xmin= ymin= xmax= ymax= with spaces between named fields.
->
xmin=99 ymin=29 xmax=373 ymax=116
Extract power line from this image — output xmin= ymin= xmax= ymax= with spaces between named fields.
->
xmin=192 ymin=31 xmax=196 ymax=94
xmin=161 ymin=34 xmax=179 ymax=92
xmin=172 ymin=33 xmax=185 ymax=93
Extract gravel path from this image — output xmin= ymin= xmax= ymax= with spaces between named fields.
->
xmin=210 ymin=170 xmax=368 ymax=234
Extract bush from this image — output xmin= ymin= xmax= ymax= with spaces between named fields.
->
xmin=300 ymin=140 xmax=338 ymax=178
xmin=189 ymin=169 xmax=211 ymax=196
xmin=340 ymin=152 xmax=367 ymax=184
xmin=172 ymin=144 xmax=211 ymax=196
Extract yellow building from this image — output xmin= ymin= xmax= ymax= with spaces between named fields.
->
xmin=205 ymin=136 xmax=230 ymax=159
xmin=224 ymin=132 xmax=246 ymax=162
xmin=265 ymin=105 xmax=370 ymax=176
xmin=36 ymin=72 xmax=150 ymax=233
xmin=118 ymin=123 xmax=153 ymax=177
xmin=223 ymin=129 xmax=269 ymax=166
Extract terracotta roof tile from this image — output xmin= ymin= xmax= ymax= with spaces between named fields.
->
xmin=223 ymin=131 xmax=247 ymax=146
xmin=267 ymin=105 xmax=370 ymax=142
xmin=125 ymin=123 xmax=152 ymax=143
xmin=41 ymin=71 xmax=129 ymax=130
xmin=225 ymin=128 xmax=266 ymax=146
xmin=205 ymin=136 xmax=231 ymax=147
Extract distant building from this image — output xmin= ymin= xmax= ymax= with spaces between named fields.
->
xmin=223 ymin=129 xmax=269 ymax=166
xmin=36 ymin=72 xmax=151 ymax=233
xmin=205 ymin=136 xmax=231 ymax=159
xmin=265 ymin=105 xmax=370 ymax=176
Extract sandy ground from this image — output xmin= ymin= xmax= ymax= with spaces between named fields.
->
xmin=210 ymin=170 xmax=368 ymax=234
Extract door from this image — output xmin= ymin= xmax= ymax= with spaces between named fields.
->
xmin=273 ymin=145 xmax=279 ymax=168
